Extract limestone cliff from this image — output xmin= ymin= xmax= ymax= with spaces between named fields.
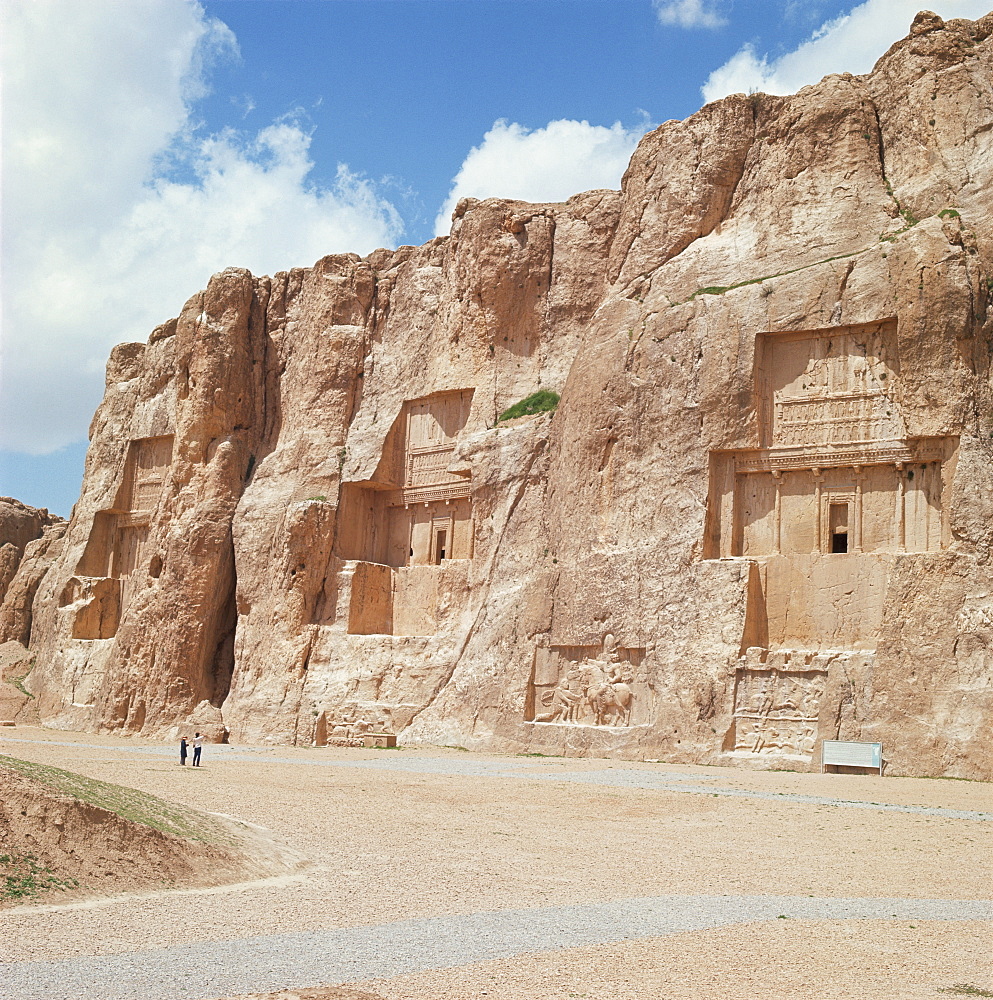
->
xmin=0 ymin=498 xmax=63 ymax=611
xmin=0 ymin=499 xmax=65 ymax=720
xmin=24 ymin=12 xmax=993 ymax=777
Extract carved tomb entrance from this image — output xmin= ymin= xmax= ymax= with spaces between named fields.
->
xmin=64 ymin=436 xmax=173 ymax=640
xmin=704 ymin=321 xmax=957 ymax=761
xmin=335 ymin=390 xmax=475 ymax=637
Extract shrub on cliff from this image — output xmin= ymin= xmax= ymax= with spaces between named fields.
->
xmin=497 ymin=389 xmax=560 ymax=423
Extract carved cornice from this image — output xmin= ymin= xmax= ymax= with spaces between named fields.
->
xmin=734 ymin=438 xmax=948 ymax=473
xmin=389 ymin=482 xmax=472 ymax=507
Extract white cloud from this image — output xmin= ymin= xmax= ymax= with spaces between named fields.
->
xmin=654 ymin=0 xmax=728 ymax=29
xmin=434 ymin=119 xmax=645 ymax=236
xmin=702 ymin=0 xmax=992 ymax=102
xmin=0 ymin=1 xmax=402 ymax=455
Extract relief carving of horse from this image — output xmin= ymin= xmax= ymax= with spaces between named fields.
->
xmin=590 ymin=681 xmax=633 ymax=726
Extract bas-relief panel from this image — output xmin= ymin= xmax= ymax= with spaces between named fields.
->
xmin=308 ymin=632 xmax=456 ymax=744
xmin=730 ymin=665 xmax=824 ymax=757
xmin=527 ymin=635 xmax=651 ymax=728
xmin=760 ymin=323 xmax=903 ymax=449
xmin=316 ymin=706 xmax=395 ymax=745
xmin=727 ymin=648 xmax=874 ymax=758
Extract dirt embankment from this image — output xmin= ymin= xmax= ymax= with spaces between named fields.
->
xmin=0 ymin=756 xmax=304 ymax=906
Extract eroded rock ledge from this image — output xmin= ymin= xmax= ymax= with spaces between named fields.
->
xmin=21 ymin=12 xmax=993 ymax=777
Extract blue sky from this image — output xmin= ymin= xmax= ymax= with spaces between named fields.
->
xmin=2 ymin=0 xmax=989 ymax=516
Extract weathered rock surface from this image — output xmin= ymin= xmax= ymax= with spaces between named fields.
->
xmin=0 ymin=641 xmax=37 ymax=723
xmin=0 ymin=498 xmax=63 ymax=608
xmin=21 ymin=12 xmax=993 ymax=777
xmin=0 ymin=520 xmax=67 ymax=649
xmin=0 ymin=499 xmax=65 ymax=716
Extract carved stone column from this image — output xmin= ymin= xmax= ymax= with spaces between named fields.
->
xmin=895 ymin=462 xmax=906 ymax=552
xmin=853 ymin=465 xmax=864 ymax=553
xmin=813 ymin=468 xmax=823 ymax=552
xmin=772 ymin=470 xmax=782 ymax=555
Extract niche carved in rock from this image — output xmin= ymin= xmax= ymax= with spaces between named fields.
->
xmin=72 ymin=436 xmax=173 ymax=638
xmin=334 ymin=391 xmax=475 ymax=638
xmin=526 ymin=634 xmax=651 ymax=728
xmin=705 ymin=321 xmax=955 ymax=560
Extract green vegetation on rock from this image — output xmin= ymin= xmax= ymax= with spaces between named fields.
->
xmin=10 ymin=668 xmax=34 ymax=700
xmin=497 ymin=389 xmax=560 ymax=423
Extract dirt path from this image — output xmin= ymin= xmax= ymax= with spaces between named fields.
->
xmin=0 ymin=727 xmax=990 ymax=999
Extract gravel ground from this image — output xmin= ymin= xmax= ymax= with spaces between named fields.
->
xmin=1 ymin=727 xmax=990 ymax=1000
xmin=3 ymin=894 xmax=990 ymax=1000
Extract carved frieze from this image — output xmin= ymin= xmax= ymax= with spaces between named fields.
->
xmin=527 ymin=634 xmax=650 ymax=728
xmin=729 ymin=648 xmax=827 ymax=757
xmin=759 ymin=323 xmax=904 ymax=449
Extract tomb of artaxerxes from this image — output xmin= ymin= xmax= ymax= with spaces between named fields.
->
xmin=8 ymin=11 xmax=992 ymax=777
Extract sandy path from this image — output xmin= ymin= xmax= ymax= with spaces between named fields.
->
xmin=0 ymin=727 xmax=990 ymax=999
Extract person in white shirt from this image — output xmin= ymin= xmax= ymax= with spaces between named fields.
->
xmin=192 ymin=732 xmax=204 ymax=767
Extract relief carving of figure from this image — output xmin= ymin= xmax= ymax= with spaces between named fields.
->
xmin=328 ymin=709 xmax=357 ymax=738
xmin=776 ymin=680 xmax=800 ymax=716
xmin=535 ymin=666 xmax=586 ymax=723
xmin=587 ymin=635 xmax=634 ymax=725
xmin=800 ymin=682 xmax=824 ymax=718
xmin=532 ymin=634 xmax=641 ymax=727
xmin=734 ymin=663 xmax=826 ymax=757
xmin=589 ymin=680 xmax=633 ymax=726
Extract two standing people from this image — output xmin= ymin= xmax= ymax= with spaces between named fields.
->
xmin=179 ymin=732 xmax=205 ymax=766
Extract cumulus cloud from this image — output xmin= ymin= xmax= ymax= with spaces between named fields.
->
xmin=0 ymin=1 xmax=402 ymax=455
xmin=702 ymin=0 xmax=991 ymax=102
xmin=654 ymin=0 xmax=727 ymax=29
xmin=434 ymin=119 xmax=645 ymax=236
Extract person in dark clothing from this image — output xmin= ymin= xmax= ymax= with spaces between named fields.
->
xmin=180 ymin=737 xmax=188 ymax=766
xmin=192 ymin=732 xmax=203 ymax=767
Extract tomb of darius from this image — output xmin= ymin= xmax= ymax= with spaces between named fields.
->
xmin=2 ymin=11 xmax=991 ymax=777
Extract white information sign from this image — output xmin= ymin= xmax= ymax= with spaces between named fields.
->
xmin=821 ymin=740 xmax=883 ymax=774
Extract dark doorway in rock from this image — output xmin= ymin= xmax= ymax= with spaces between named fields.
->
xmin=829 ymin=501 xmax=850 ymax=554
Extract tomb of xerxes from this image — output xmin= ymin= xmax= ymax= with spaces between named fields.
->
xmin=6 ymin=11 xmax=992 ymax=777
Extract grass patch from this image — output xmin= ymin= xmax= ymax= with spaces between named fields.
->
xmin=0 ymin=755 xmax=229 ymax=845
xmin=938 ymin=987 xmax=993 ymax=997
xmin=9 ymin=669 xmax=35 ymax=701
xmin=497 ymin=389 xmax=559 ymax=423
xmin=682 ymin=249 xmax=864 ymax=305
xmin=1 ymin=851 xmax=78 ymax=902
xmin=938 ymin=208 xmax=961 ymax=219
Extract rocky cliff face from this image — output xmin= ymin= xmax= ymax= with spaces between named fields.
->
xmin=0 ymin=498 xmax=65 ymax=721
xmin=23 ymin=12 xmax=993 ymax=776
xmin=0 ymin=499 xmax=63 ymax=612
